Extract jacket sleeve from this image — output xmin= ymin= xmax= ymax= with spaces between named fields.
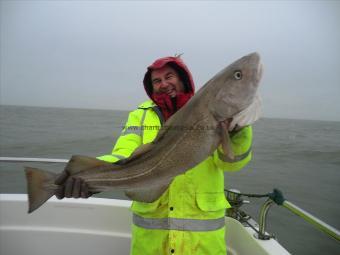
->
xmin=97 ymin=109 xmax=144 ymax=163
xmin=212 ymin=125 xmax=253 ymax=171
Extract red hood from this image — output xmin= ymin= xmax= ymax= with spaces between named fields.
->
xmin=143 ymin=56 xmax=195 ymax=99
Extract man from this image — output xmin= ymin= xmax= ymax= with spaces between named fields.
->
xmin=56 ymin=56 xmax=253 ymax=255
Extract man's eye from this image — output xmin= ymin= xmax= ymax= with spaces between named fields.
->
xmin=166 ymin=74 xmax=174 ymax=80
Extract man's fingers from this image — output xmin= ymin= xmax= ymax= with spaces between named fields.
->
xmin=64 ymin=178 xmax=75 ymax=198
xmin=81 ymin=182 xmax=89 ymax=198
xmin=55 ymin=185 xmax=65 ymax=200
xmin=72 ymin=178 xmax=82 ymax=198
xmin=220 ymin=121 xmax=228 ymax=129
xmin=55 ymin=175 xmax=92 ymax=199
xmin=55 ymin=170 xmax=69 ymax=199
xmin=55 ymin=171 xmax=69 ymax=185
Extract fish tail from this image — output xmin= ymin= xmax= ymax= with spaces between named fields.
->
xmin=25 ymin=167 xmax=57 ymax=213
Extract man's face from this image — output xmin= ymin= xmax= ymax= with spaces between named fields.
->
xmin=151 ymin=65 xmax=185 ymax=98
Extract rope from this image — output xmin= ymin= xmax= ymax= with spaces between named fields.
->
xmin=225 ymin=189 xmax=271 ymax=198
xmin=225 ymin=188 xmax=286 ymax=205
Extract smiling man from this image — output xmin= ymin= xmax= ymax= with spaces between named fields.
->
xmin=145 ymin=57 xmax=195 ymax=121
xmin=56 ymin=55 xmax=253 ymax=255
xmin=100 ymin=56 xmax=253 ymax=255
xmin=151 ymin=65 xmax=184 ymax=98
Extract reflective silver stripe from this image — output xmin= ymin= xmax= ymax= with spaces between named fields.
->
xmin=218 ymin=146 xmax=252 ymax=163
xmin=111 ymin=154 xmax=126 ymax=160
xmin=140 ymin=110 xmax=147 ymax=142
xmin=122 ymin=110 xmax=147 ymax=138
xmin=133 ymin=214 xmax=225 ymax=232
xmin=122 ymin=126 xmax=142 ymax=136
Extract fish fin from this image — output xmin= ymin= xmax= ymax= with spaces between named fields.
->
xmin=125 ymin=184 xmax=169 ymax=203
xmin=130 ymin=143 xmax=153 ymax=157
xmin=220 ymin=121 xmax=235 ymax=160
xmin=65 ymin=155 xmax=114 ymax=175
xmin=25 ymin=167 xmax=57 ymax=213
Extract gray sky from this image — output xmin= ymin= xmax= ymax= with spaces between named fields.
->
xmin=1 ymin=1 xmax=340 ymax=121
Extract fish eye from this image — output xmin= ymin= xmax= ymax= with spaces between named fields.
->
xmin=234 ymin=71 xmax=242 ymax=80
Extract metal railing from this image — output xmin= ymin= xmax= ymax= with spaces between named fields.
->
xmin=258 ymin=189 xmax=340 ymax=242
xmin=0 ymin=157 xmax=68 ymax=163
xmin=226 ymin=188 xmax=340 ymax=242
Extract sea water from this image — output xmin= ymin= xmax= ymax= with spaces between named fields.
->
xmin=1 ymin=105 xmax=339 ymax=254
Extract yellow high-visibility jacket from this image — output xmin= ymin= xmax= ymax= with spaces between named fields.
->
xmin=98 ymin=100 xmax=253 ymax=255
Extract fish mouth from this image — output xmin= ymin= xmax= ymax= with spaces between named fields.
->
xmin=248 ymin=52 xmax=263 ymax=85
xmin=256 ymin=62 xmax=264 ymax=83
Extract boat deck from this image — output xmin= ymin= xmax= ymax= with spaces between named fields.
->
xmin=0 ymin=194 xmax=290 ymax=255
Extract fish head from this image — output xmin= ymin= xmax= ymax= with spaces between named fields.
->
xmin=209 ymin=52 xmax=263 ymax=121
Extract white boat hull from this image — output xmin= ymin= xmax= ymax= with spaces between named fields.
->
xmin=0 ymin=194 xmax=290 ymax=255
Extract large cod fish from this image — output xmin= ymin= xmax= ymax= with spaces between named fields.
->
xmin=25 ymin=52 xmax=263 ymax=213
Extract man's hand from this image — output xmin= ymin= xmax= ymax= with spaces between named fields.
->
xmin=54 ymin=170 xmax=92 ymax=199
xmin=220 ymin=118 xmax=232 ymax=131
xmin=229 ymin=94 xmax=262 ymax=131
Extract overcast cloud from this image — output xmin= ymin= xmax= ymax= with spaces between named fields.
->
xmin=1 ymin=1 xmax=339 ymax=121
